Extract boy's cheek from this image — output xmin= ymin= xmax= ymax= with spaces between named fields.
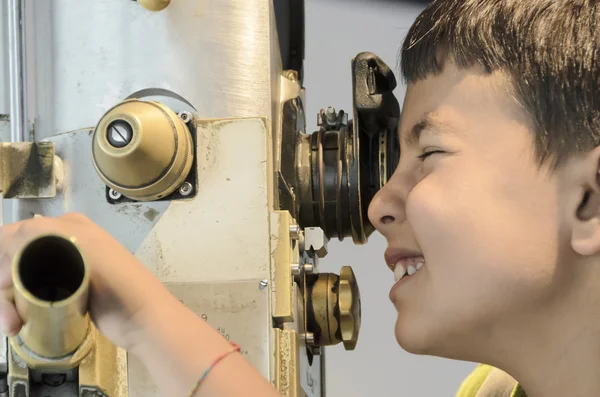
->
xmin=402 ymin=175 xmax=560 ymax=353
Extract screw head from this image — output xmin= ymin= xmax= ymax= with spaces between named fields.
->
xmin=178 ymin=111 xmax=192 ymax=124
xmin=179 ymin=182 xmax=193 ymax=196
xmin=107 ymin=120 xmax=134 ymax=148
xmin=259 ymin=279 xmax=268 ymax=290
xmin=109 ymin=189 xmax=122 ymax=200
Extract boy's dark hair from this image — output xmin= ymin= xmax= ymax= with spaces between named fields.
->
xmin=400 ymin=0 xmax=600 ymax=168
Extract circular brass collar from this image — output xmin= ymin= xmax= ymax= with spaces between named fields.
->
xmin=92 ymin=99 xmax=193 ymax=201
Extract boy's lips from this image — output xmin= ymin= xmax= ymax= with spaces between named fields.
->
xmin=385 ymin=248 xmax=426 ymax=286
xmin=385 ymin=248 xmax=424 ymax=270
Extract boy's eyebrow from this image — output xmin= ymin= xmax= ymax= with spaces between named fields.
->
xmin=402 ymin=113 xmax=456 ymax=146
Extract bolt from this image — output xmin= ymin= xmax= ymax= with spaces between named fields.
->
xmin=107 ymin=120 xmax=133 ymax=148
xmin=259 ymin=279 xmax=268 ymax=290
xmin=303 ymin=263 xmax=314 ymax=274
xmin=179 ymin=182 xmax=193 ymax=196
xmin=324 ymin=106 xmax=339 ymax=126
xmin=109 ymin=189 xmax=122 ymax=200
xmin=178 ymin=111 xmax=192 ymax=124
xmin=304 ymin=332 xmax=315 ymax=346
xmin=289 ymin=224 xmax=300 ymax=239
xmin=291 ymin=262 xmax=301 ymax=277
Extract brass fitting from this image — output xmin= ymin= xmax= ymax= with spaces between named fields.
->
xmin=306 ymin=266 xmax=361 ymax=350
xmin=11 ymin=234 xmax=91 ymax=363
xmin=137 ymin=0 xmax=170 ymax=11
xmin=8 ymin=234 xmax=127 ymax=397
xmin=92 ymin=98 xmax=194 ymax=201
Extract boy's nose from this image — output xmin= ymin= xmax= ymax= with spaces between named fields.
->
xmin=367 ymin=183 xmax=406 ymax=234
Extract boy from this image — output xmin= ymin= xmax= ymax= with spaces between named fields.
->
xmin=367 ymin=0 xmax=600 ymax=396
xmin=0 ymin=0 xmax=596 ymax=396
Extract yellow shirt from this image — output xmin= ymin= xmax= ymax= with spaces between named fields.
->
xmin=456 ymin=364 xmax=528 ymax=397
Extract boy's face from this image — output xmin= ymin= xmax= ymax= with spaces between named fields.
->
xmin=368 ymin=61 xmax=567 ymax=360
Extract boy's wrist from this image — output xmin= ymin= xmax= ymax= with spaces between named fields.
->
xmin=126 ymin=290 xmax=180 ymax=357
xmin=125 ymin=296 xmax=238 ymax=396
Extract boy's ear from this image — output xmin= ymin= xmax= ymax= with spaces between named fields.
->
xmin=571 ymin=146 xmax=600 ymax=256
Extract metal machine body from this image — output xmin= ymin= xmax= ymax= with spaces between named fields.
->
xmin=0 ymin=1 xmax=400 ymax=396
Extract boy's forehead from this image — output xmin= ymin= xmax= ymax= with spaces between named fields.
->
xmin=399 ymin=112 xmax=458 ymax=146
xmin=398 ymin=64 xmax=520 ymax=142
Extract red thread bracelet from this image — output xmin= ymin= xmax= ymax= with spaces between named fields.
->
xmin=186 ymin=342 xmax=241 ymax=397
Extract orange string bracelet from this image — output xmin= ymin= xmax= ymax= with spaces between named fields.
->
xmin=186 ymin=341 xmax=242 ymax=397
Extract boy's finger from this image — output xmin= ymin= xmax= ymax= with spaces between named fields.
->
xmin=0 ymin=251 xmax=12 ymax=289
xmin=0 ymin=297 xmax=22 ymax=337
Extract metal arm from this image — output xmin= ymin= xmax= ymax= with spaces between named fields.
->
xmin=7 ymin=0 xmax=28 ymax=143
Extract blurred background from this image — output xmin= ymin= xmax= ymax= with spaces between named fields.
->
xmin=303 ymin=1 xmax=478 ymax=396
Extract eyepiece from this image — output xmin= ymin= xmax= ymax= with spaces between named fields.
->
xmin=18 ymin=235 xmax=86 ymax=302
xmin=296 ymin=52 xmax=400 ymax=244
xmin=12 ymin=234 xmax=90 ymax=358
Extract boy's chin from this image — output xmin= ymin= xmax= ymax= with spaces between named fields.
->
xmin=394 ymin=316 xmax=436 ymax=355
xmin=394 ymin=316 xmax=491 ymax=365
xmin=394 ymin=315 xmax=465 ymax=359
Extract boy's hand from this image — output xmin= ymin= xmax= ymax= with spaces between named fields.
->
xmin=0 ymin=212 xmax=174 ymax=352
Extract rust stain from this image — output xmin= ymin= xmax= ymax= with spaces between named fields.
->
xmin=2 ymin=142 xmax=55 ymax=198
xmin=144 ymin=208 xmax=159 ymax=222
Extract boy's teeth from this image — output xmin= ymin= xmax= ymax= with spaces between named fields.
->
xmin=393 ymin=258 xmax=426 ymax=283
xmin=394 ymin=265 xmax=406 ymax=282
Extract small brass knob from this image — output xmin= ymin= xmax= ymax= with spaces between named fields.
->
xmin=91 ymin=99 xmax=194 ymax=201
xmin=306 ymin=266 xmax=361 ymax=350
xmin=137 ymin=0 xmax=170 ymax=11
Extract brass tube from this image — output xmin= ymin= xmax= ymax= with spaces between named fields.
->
xmin=12 ymin=234 xmax=90 ymax=358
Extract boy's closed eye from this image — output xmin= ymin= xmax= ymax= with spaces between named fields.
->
xmin=417 ymin=149 xmax=446 ymax=161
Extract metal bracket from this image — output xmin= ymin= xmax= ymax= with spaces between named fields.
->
xmin=0 ymin=142 xmax=61 ymax=199
xmin=0 ymin=115 xmax=61 ymax=199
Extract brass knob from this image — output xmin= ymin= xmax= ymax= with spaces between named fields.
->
xmin=91 ymin=99 xmax=194 ymax=201
xmin=338 ymin=266 xmax=361 ymax=349
xmin=306 ymin=266 xmax=361 ymax=350
xmin=137 ymin=0 xmax=170 ymax=11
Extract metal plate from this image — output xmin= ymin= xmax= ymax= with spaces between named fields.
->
xmin=127 ymin=280 xmax=271 ymax=397
xmin=27 ymin=0 xmax=282 ymax=141
xmin=13 ymin=118 xmax=276 ymax=395
xmin=134 ymin=118 xmax=273 ymax=283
